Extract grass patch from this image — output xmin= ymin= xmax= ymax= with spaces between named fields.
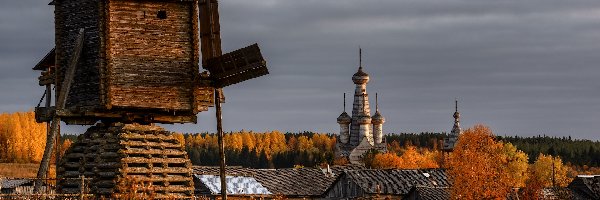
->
xmin=0 ymin=163 xmax=55 ymax=178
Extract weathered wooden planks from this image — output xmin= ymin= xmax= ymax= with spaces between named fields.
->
xmin=51 ymin=0 xmax=210 ymax=124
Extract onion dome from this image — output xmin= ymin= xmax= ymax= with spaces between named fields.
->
xmin=352 ymin=67 xmax=370 ymax=84
xmin=372 ymin=93 xmax=385 ymax=124
xmin=337 ymin=111 xmax=351 ymax=124
xmin=372 ymin=111 xmax=385 ymax=124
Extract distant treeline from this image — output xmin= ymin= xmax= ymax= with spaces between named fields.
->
xmin=60 ymin=131 xmax=600 ymax=168
xmin=182 ymin=131 xmax=336 ymax=168
xmin=499 ymin=135 xmax=600 ymax=166
xmin=2 ymin=110 xmax=594 ymax=169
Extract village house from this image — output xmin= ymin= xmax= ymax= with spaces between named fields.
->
xmin=568 ymin=175 xmax=600 ymax=199
xmin=323 ymin=168 xmax=448 ymax=199
xmin=192 ymin=166 xmax=450 ymax=200
xmin=193 ymin=166 xmax=338 ymax=199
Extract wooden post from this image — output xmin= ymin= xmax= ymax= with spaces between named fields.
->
xmin=35 ymin=28 xmax=84 ymax=193
xmin=80 ymin=175 xmax=85 ymax=200
xmin=215 ymin=88 xmax=227 ymax=200
xmin=45 ymin=84 xmax=52 ymax=179
xmin=199 ymin=0 xmax=226 ymax=198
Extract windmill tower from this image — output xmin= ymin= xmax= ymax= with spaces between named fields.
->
xmin=33 ymin=0 xmax=268 ymax=197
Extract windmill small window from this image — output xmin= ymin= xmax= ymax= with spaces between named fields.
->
xmin=157 ymin=10 xmax=167 ymax=19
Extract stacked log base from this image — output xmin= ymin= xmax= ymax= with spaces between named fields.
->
xmin=57 ymin=123 xmax=194 ymax=198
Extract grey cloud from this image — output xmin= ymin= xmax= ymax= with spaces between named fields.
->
xmin=2 ymin=0 xmax=600 ymax=140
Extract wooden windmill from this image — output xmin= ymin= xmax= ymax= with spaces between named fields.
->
xmin=33 ymin=0 xmax=268 ymax=196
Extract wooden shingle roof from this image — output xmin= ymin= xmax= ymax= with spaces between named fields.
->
xmin=256 ymin=168 xmax=337 ymax=196
xmin=344 ymin=168 xmax=449 ymax=195
xmin=568 ymin=175 xmax=600 ymax=199
xmin=410 ymin=186 xmax=450 ymax=200
xmin=192 ymin=166 xmax=338 ymax=197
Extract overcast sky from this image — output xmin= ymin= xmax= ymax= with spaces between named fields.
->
xmin=1 ymin=0 xmax=600 ymax=140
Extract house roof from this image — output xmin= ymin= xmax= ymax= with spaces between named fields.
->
xmin=193 ymin=166 xmax=256 ymax=177
xmin=343 ymin=168 xmax=449 ymax=195
xmin=193 ymin=166 xmax=449 ymax=197
xmin=255 ymin=168 xmax=337 ymax=196
xmin=409 ymin=186 xmax=450 ymax=200
xmin=33 ymin=48 xmax=55 ymax=71
xmin=192 ymin=166 xmax=338 ymax=197
xmin=568 ymin=175 xmax=600 ymax=199
xmin=0 ymin=179 xmax=32 ymax=189
xmin=194 ymin=175 xmax=271 ymax=195
xmin=329 ymin=164 xmax=366 ymax=174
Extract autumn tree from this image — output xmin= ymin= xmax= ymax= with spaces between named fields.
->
xmin=520 ymin=167 xmax=546 ymax=200
xmin=448 ymin=124 xmax=514 ymax=199
xmin=333 ymin=156 xmax=349 ymax=166
xmin=387 ymin=140 xmax=402 ymax=154
xmin=501 ymin=142 xmax=529 ymax=188
xmin=60 ymin=139 xmax=73 ymax=159
xmin=0 ymin=111 xmax=47 ymax=163
xmin=297 ymin=135 xmax=314 ymax=152
xmin=529 ymin=153 xmax=571 ymax=187
xmin=172 ymin=133 xmax=185 ymax=147
xmin=371 ymin=152 xmax=402 ymax=169
xmin=370 ymin=146 xmax=439 ymax=169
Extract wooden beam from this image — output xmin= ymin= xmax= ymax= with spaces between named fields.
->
xmin=35 ymin=28 xmax=85 ymax=193
xmin=53 ymin=108 xmax=197 ymax=124
xmin=58 ymin=28 xmax=85 ymax=110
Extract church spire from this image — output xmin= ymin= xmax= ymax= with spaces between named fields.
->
xmin=451 ymin=98 xmax=461 ymax=136
xmin=376 ymin=93 xmax=379 ymax=112
xmin=359 ymin=47 xmax=362 ymax=69
xmin=338 ymin=93 xmax=351 ymax=144
xmin=372 ymin=93 xmax=385 ymax=144
xmin=344 ymin=93 xmax=346 ymax=112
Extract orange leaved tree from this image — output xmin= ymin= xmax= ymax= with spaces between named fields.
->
xmin=370 ymin=146 xmax=439 ymax=169
xmin=448 ymin=124 xmax=514 ymax=199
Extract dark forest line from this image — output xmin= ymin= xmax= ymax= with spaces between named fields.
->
xmin=60 ymin=131 xmax=600 ymax=168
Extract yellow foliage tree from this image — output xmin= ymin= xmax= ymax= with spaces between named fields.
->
xmin=501 ymin=142 xmax=529 ymax=188
xmin=172 ymin=133 xmax=185 ymax=147
xmin=530 ymin=153 xmax=571 ymax=187
xmin=0 ymin=111 xmax=47 ymax=163
xmin=60 ymin=139 xmax=73 ymax=159
xmin=266 ymin=131 xmax=287 ymax=156
xmin=240 ymin=130 xmax=255 ymax=150
xmin=224 ymin=133 xmax=243 ymax=151
xmin=297 ymin=135 xmax=314 ymax=152
xmin=312 ymin=134 xmax=333 ymax=152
